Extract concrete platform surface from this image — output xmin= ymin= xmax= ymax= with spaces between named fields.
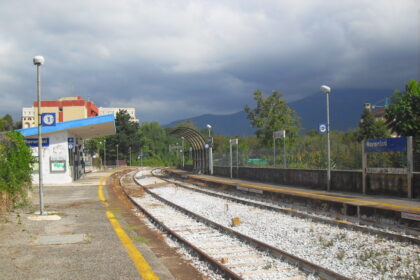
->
xmin=0 ymin=170 xmax=175 ymax=280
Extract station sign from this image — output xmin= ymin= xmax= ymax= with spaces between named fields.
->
xmin=365 ymin=137 xmax=407 ymax=153
xmin=41 ymin=113 xmax=56 ymax=126
xmin=25 ymin=138 xmax=49 ymax=147
xmin=318 ymin=123 xmax=328 ymax=133
xmin=273 ymin=130 xmax=285 ymax=139
xmin=230 ymin=138 xmax=238 ymax=145
xmin=68 ymin=137 xmax=74 ymax=150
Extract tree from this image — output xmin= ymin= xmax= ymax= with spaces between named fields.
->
xmin=357 ymin=109 xmax=389 ymax=142
xmin=385 ymin=80 xmax=420 ymax=136
xmin=244 ymin=90 xmax=300 ymax=145
xmin=105 ymin=110 xmax=142 ymax=162
xmin=0 ymin=114 xmax=14 ymax=132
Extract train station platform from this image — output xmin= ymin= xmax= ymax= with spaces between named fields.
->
xmin=0 ymin=169 xmax=202 ymax=280
xmin=166 ymin=169 xmax=420 ymax=227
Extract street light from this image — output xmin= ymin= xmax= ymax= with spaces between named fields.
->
xmin=129 ymin=146 xmax=131 ymax=166
xmin=321 ymin=85 xmax=332 ymax=191
xmin=116 ymin=144 xmax=119 ymax=167
xmin=33 ymin=55 xmax=45 ymax=215
xmin=206 ymin=124 xmax=213 ymax=175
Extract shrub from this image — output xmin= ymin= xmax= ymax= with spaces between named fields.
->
xmin=0 ymin=131 xmax=34 ymax=211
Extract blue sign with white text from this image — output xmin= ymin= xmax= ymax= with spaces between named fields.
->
xmin=25 ymin=138 xmax=50 ymax=147
xmin=365 ymin=137 xmax=407 ymax=153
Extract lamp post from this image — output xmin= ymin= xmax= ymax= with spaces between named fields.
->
xmin=116 ymin=144 xmax=119 ymax=167
xmin=33 ymin=55 xmax=45 ymax=215
xmin=181 ymin=137 xmax=185 ymax=169
xmin=129 ymin=146 xmax=131 ymax=166
xmin=321 ymin=85 xmax=332 ymax=191
xmin=206 ymin=124 xmax=213 ymax=175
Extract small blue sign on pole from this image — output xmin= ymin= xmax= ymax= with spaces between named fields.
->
xmin=68 ymin=137 xmax=74 ymax=150
xmin=365 ymin=137 xmax=407 ymax=153
xmin=41 ymin=113 xmax=56 ymax=126
xmin=137 ymin=154 xmax=147 ymax=159
xmin=318 ymin=123 xmax=328 ymax=133
xmin=25 ymin=138 xmax=49 ymax=147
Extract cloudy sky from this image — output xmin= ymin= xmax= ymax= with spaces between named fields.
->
xmin=0 ymin=0 xmax=418 ymax=124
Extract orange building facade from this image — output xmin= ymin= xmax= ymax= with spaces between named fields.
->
xmin=22 ymin=96 xmax=99 ymax=128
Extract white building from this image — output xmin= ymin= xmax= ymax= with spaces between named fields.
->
xmin=22 ymin=107 xmax=35 ymax=128
xmin=98 ymin=107 xmax=139 ymax=123
xmin=19 ymin=114 xmax=115 ymax=184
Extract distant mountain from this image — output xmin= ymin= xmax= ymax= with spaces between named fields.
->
xmin=165 ymin=88 xmax=392 ymax=136
xmin=289 ymin=88 xmax=392 ymax=133
xmin=165 ymin=111 xmax=255 ymax=137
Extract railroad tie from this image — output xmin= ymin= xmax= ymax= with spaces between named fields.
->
xmin=226 ymin=261 xmax=268 ymax=268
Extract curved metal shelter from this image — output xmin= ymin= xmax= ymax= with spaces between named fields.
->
xmin=169 ymin=127 xmax=208 ymax=173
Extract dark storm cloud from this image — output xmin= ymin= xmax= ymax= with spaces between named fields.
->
xmin=0 ymin=0 xmax=418 ymax=124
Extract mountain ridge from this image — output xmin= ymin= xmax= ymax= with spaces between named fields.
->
xmin=164 ymin=88 xmax=392 ymax=136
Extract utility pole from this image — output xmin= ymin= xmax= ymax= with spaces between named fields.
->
xmin=321 ymin=85 xmax=332 ymax=191
xmin=33 ymin=56 xmax=45 ymax=215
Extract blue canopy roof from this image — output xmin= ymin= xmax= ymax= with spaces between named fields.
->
xmin=19 ymin=114 xmax=116 ymax=139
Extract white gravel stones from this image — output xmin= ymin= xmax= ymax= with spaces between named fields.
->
xmin=149 ymin=184 xmax=420 ymax=280
xmin=132 ymin=192 xmax=314 ymax=279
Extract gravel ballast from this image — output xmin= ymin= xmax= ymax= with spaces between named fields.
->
xmin=148 ymin=184 xmax=420 ymax=280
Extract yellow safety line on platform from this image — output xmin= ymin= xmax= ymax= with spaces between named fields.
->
xmin=175 ymin=171 xmax=420 ymax=212
xmin=99 ymin=174 xmax=160 ymax=280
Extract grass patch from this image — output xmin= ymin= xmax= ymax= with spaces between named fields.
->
xmin=133 ymin=235 xmax=150 ymax=243
xmin=126 ymin=224 xmax=140 ymax=231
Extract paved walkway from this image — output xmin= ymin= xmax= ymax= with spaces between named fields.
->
xmin=0 ymin=170 xmax=174 ymax=280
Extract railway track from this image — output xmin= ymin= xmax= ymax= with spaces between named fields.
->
xmin=145 ymin=168 xmax=420 ymax=279
xmin=153 ymin=169 xmax=420 ymax=246
xmin=120 ymin=169 xmax=350 ymax=280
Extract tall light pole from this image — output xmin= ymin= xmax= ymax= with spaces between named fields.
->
xmin=33 ymin=56 xmax=45 ymax=215
xmin=207 ymin=124 xmax=213 ymax=175
xmin=116 ymin=144 xmax=119 ymax=166
xmin=181 ymin=137 xmax=185 ymax=169
xmin=321 ymin=85 xmax=332 ymax=191
xmin=129 ymin=146 xmax=131 ymax=166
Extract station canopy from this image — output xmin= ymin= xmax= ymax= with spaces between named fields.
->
xmin=169 ymin=126 xmax=208 ymax=173
xmin=19 ymin=114 xmax=116 ymax=139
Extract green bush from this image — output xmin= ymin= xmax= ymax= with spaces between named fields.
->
xmin=0 ymin=131 xmax=34 ymax=209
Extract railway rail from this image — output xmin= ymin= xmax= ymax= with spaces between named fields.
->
xmin=146 ymin=168 xmax=420 ymax=279
xmin=120 ymin=169 xmax=350 ymax=280
xmin=153 ymin=169 xmax=420 ymax=246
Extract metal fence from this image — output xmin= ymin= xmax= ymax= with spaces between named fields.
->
xmin=213 ymin=140 xmax=407 ymax=171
